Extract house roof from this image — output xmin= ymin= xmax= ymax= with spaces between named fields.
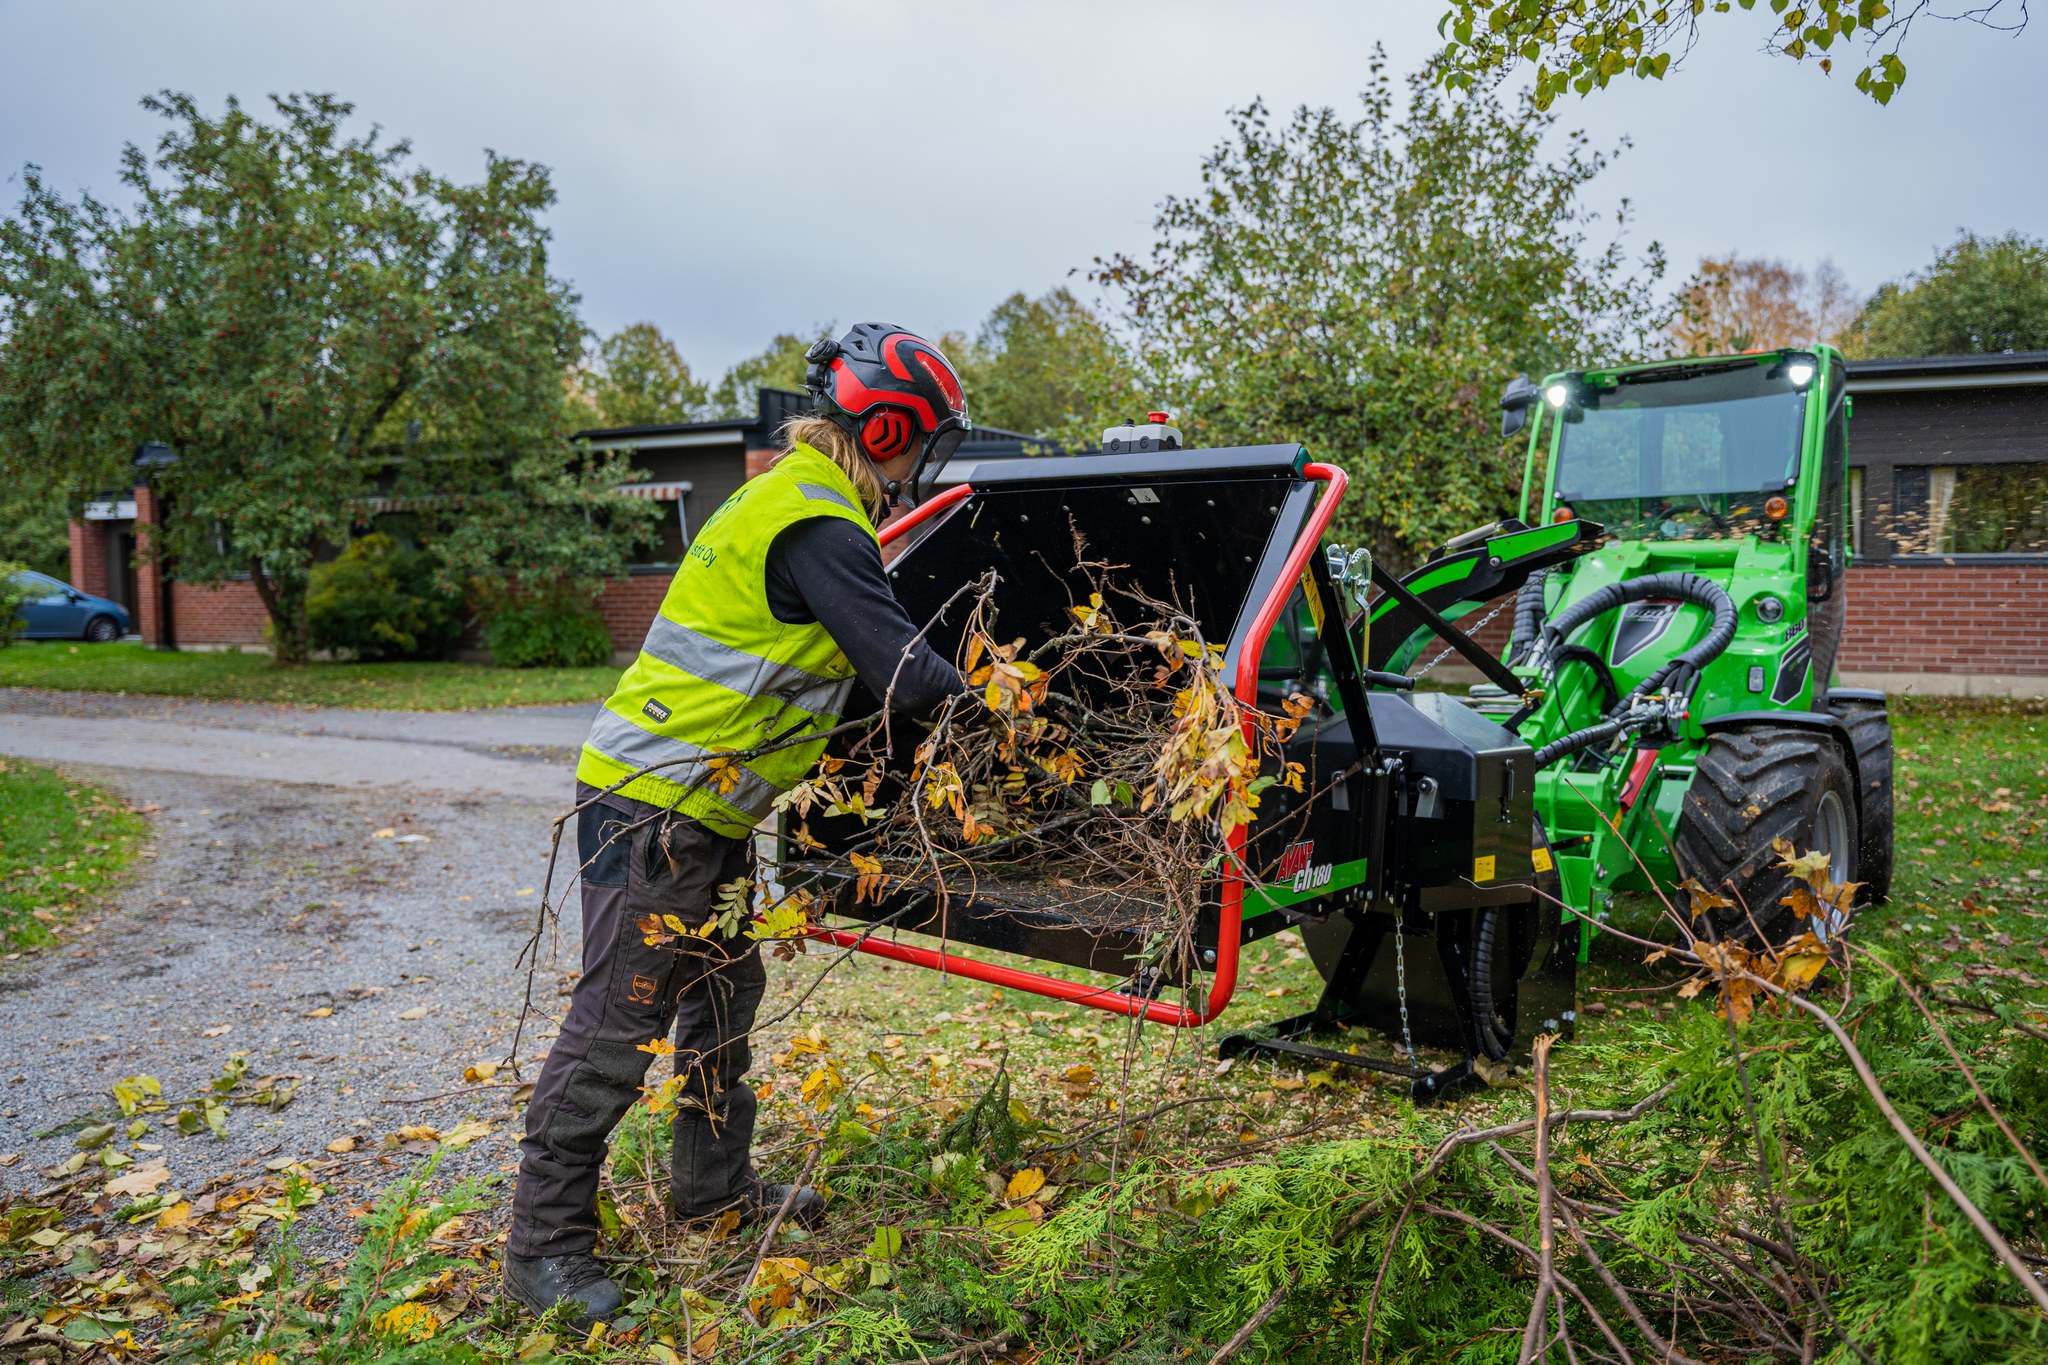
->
xmin=1846 ymin=350 xmax=2048 ymax=393
xmin=574 ymin=387 xmax=1061 ymax=455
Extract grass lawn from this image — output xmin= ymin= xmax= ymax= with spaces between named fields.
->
xmin=0 ymin=758 xmax=148 ymax=951
xmin=0 ymin=641 xmax=618 ymax=711
xmin=3 ymin=697 xmax=2041 ymax=1363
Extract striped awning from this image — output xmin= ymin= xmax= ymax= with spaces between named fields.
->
xmin=616 ymin=480 xmax=693 ymax=502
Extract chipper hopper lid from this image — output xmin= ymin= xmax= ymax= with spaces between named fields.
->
xmin=889 ymin=443 xmax=1321 ymax=685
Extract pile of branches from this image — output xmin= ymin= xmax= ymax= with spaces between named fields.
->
xmin=776 ymin=570 xmax=1309 ymax=981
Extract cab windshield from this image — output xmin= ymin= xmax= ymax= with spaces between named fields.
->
xmin=1552 ymin=361 xmax=1807 ymax=540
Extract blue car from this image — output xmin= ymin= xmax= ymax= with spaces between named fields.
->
xmin=9 ymin=571 xmax=131 ymax=643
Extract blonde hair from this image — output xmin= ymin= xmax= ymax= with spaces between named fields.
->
xmin=776 ymin=415 xmax=887 ymax=523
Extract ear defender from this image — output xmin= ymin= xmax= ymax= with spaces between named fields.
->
xmin=860 ymin=408 xmax=915 ymax=462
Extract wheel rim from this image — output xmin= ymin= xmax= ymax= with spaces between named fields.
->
xmin=1810 ymin=789 xmax=1852 ymax=940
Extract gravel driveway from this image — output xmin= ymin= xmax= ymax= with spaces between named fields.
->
xmin=0 ymin=687 xmax=605 ymax=1241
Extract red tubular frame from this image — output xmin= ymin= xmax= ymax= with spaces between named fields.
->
xmin=809 ymin=461 xmax=1350 ymax=1026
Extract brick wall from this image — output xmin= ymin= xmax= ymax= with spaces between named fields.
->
xmin=1402 ymin=562 xmax=2048 ymax=687
xmin=1838 ymin=563 xmax=2048 ymax=676
xmin=596 ymin=570 xmax=673 ymax=658
xmin=132 ymin=486 xmax=167 ymax=646
xmin=170 ymin=579 xmax=271 ymax=646
xmin=68 ymin=522 xmax=109 ymax=600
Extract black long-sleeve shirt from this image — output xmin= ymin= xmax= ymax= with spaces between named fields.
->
xmin=764 ymin=515 xmax=965 ymax=714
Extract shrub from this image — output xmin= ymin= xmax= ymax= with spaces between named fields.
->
xmin=305 ymin=534 xmax=463 ymax=662
xmin=0 ymin=562 xmax=32 ymax=647
xmin=483 ymin=588 xmax=613 ymax=669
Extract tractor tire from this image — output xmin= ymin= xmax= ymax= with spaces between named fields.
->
xmin=1672 ymin=726 xmax=1860 ymax=941
xmin=1828 ymin=697 xmax=1896 ymax=905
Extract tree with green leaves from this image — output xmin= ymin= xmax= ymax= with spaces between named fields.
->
xmin=1094 ymin=59 xmax=1670 ymax=567
xmin=577 ymin=321 xmax=708 ymax=428
xmin=703 ymin=329 xmax=831 ymax=420
xmin=1436 ymin=0 xmax=2026 ymax=108
xmin=943 ymin=288 xmax=1138 ymax=442
xmin=1843 ymin=231 xmax=2048 ymax=357
xmin=0 ymin=480 xmax=71 ymax=580
xmin=0 ymin=92 xmax=653 ymax=662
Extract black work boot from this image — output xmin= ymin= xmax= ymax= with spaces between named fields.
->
xmin=737 ymin=1180 xmax=825 ymax=1229
xmin=502 ymin=1250 xmax=623 ymax=1331
xmin=669 ymin=1090 xmax=824 ymax=1228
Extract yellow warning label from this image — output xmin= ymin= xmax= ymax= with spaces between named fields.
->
xmin=1473 ymin=855 xmax=1498 ymax=882
xmin=1300 ymin=568 xmax=1325 ymax=631
xmin=1531 ymin=847 xmax=1554 ymax=873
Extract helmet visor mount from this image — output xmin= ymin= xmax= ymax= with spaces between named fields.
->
xmin=902 ymin=423 xmax=967 ymax=507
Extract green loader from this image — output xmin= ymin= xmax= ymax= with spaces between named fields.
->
xmin=1363 ymin=343 xmax=1894 ymax=951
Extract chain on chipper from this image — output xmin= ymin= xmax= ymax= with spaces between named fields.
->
xmin=1408 ymin=595 xmax=1514 ymax=681
xmin=1393 ymin=911 xmax=1415 ymax=1061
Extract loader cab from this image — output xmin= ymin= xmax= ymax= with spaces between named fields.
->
xmin=1516 ymin=347 xmax=1846 ymax=552
xmin=1510 ymin=344 xmax=1853 ymax=700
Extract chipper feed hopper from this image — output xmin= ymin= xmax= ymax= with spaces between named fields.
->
xmin=779 ymin=441 xmax=1577 ymax=1102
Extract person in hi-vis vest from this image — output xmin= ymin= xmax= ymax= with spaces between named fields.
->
xmin=505 ymin=325 xmax=972 ymax=1328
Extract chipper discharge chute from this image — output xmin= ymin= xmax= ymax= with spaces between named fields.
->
xmin=776 ymin=438 xmax=1576 ymax=1103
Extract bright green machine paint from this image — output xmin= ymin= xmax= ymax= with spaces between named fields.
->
xmin=1326 ymin=345 xmax=1891 ymax=954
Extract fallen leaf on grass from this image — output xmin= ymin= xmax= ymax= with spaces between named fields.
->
xmin=441 ymin=1120 xmax=494 ymax=1150
xmin=391 ymin=1125 xmax=440 ymax=1145
xmin=515 ymin=887 xmax=535 ymax=897
xmin=200 ymin=1025 xmax=230 ymax=1039
xmin=304 ymin=1007 xmax=333 ymax=1019
xmin=373 ymin=1302 xmax=438 ymax=1342
xmin=155 ymin=1200 xmax=191 ymax=1229
xmin=371 ymin=828 xmax=397 ymax=839
xmin=463 ymin=1061 xmax=499 ymax=1082
xmin=105 ymin=1163 xmax=172 ymax=1198
xmin=326 ymin=1137 xmax=357 ymax=1154
xmin=397 ymin=1006 xmax=430 ymax=1021
xmin=1005 ymin=1168 xmax=1046 ymax=1201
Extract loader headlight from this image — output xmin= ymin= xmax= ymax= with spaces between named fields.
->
xmin=1786 ymin=359 xmax=1816 ymax=389
xmin=1544 ymin=382 xmax=1571 ymax=409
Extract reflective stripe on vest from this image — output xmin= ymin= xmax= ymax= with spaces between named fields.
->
xmin=575 ymin=445 xmax=876 ymax=836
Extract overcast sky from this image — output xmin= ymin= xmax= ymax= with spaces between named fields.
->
xmin=3 ymin=1 xmax=2041 ymax=377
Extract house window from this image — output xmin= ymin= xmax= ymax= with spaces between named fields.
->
xmin=1892 ymin=463 xmax=2048 ymax=555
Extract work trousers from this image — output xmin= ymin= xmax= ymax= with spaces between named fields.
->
xmin=509 ymin=787 xmax=765 ymax=1258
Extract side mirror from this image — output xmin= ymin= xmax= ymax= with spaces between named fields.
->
xmin=1806 ymin=541 xmax=1835 ymax=603
xmin=1499 ymin=374 xmax=1539 ymax=440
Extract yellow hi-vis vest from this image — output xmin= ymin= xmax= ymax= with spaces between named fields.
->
xmin=575 ymin=444 xmax=877 ymax=836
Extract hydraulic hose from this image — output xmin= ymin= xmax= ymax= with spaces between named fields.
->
xmin=1470 ymin=907 xmax=1511 ymax=1060
xmin=1540 ymin=571 xmax=1737 ymax=708
xmin=1531 ymin=715 xmax=1634 ymax=769
xmin=1506 ymin=568 xmax=1550 ymax=667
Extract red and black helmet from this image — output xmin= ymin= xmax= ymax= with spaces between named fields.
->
xmin=804 ymin=323 xmax=972 ymax=505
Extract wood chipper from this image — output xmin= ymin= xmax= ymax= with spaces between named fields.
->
xmin=775 ymin=437 xmax=1578 ymax=1103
